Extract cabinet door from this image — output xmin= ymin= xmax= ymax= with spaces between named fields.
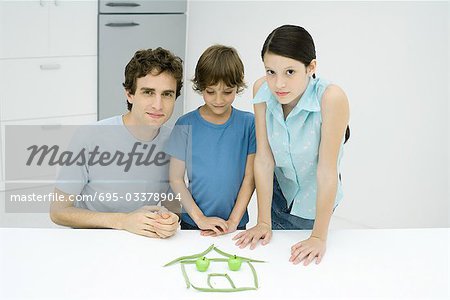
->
xmin=49 ymin=0 xmax=98 ymax=56
xmin=0 ymin=0 xmax=49 ymax=58
xmin=0 ymin=114 xmax=97 ymax=188
xmin=0 ymin=57 xmax=97 ymax=121
xmin=98 ymin=14 xmax=186 ymax=127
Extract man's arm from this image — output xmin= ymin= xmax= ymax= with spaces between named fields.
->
xmin=50 ymin=188 xmax=174 ymax=238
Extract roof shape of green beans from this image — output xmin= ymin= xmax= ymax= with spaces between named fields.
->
xmin=164 ymin=244 xmax=265 ymax=292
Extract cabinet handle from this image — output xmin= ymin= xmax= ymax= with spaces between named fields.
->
xmin=105 ymin=2 xmax=140 ymax=7
xmin=54 ymin=0 xmax=59 ymax=6
xmin=39 ymin=64 xmax=61 ymax=71
xmin=39 ymin=0 xmax=45 ymax=7
xmin=105 ymin=22 xmax=140 ymax=27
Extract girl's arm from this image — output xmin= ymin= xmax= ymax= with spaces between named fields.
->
xmin=169 ymin=156 xmax=227 ymax=234
xmin=312 ymin=84 xmax=350 ymax=241
xmin=290 ymin=84 xmax=349 ymax=265
xmin=233 ymin=78 xmax=275 ymax=249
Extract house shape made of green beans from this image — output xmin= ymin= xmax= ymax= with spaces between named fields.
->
xmin=163 ymin=244 xmax=265 ymax=292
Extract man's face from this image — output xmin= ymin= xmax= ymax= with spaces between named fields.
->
xmin=126 ymin=71 xmax=177 ymax=127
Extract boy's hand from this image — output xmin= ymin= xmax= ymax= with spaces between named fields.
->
xmin=195 ymin=216 xmax=228 ymax=235
xmin=200 ymin=219 xmax=238 ymax=237
xmin=290 ymin=236 xmax=326 ymax=265
xmin=232 ymin=222 xmax=272 ymax=249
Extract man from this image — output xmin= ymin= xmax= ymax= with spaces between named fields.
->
xmin=50 ymin=48 xmax=183 ymax=238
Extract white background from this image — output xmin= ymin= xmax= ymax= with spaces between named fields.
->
xmin=184 ymin=1 xmax=449 ymax=229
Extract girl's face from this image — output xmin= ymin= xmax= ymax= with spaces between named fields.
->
xmin=201 ymin=82 xmax=237 ymax=117
xmin=263 ymin=52 xmax=315 ymax=105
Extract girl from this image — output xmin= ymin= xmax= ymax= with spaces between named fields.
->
xmin=233 ymin=25 xmax=350 ymax=265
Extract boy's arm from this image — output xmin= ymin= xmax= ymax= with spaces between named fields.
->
xmin=169 ymin=156 xmax=227 ymax=233
xmin=227 ymin=154 xmax=255 ymax=230
xmin=50 ymin=188 xmax=169 ymax=238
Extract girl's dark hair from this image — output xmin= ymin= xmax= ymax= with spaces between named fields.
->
xmin=192 ymin=44 xmax=246 ymax=93
xmin=261 ymin=25 xmax=316 ymax=78
xmin=123 ymin=47 xmax=183 ymax=111
xmin=262 ymin=25 xmax=350 ymax=143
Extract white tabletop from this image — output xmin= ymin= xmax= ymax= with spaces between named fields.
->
xmin=0 ymin=228 xmax=449 ymax=300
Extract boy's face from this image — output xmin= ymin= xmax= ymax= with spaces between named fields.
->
xmin=126 ymin=70 xmax=177 ymax=127
xmin=201 ymin=82 xmax=237 ymax=117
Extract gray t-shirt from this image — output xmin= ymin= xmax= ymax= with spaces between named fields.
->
xmin=55 ymin=115 xmax=171 ymax=212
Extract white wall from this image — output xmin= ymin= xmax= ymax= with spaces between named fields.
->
xmin=185 ymin=1 xmax=449 ymax=228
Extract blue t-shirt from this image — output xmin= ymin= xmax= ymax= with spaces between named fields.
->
xmin=165 ymin=107 xmax=256 ymax=227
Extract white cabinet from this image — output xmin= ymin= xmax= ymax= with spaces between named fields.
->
xmin=0 ymin=1 xmax=49 ymax=58
xmin=0 ymin=57 xmax=97 ymax=120
xmin=0 ymin=0 xmax=97 ymax=59
xmin=49 ymin=0 xmax=97 ymax=56
xmin=0 ymin=1 xmax=97 ymax=228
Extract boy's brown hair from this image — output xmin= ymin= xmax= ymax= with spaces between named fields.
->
xmin=192 ymin=45 xmax=246 ymax=93
xmin=123 ymin=47 xmax=183 ymax=111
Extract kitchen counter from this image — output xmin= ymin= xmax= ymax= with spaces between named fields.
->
xmin=0 ymin=228 xmax=448 ymax=299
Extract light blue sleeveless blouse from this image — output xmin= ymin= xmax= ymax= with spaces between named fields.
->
xmin=253 ymin=77 xmax=344 ymax=219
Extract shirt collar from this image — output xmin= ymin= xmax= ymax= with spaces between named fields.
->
xmin=293 ymin=77 xmax=321 ymax=113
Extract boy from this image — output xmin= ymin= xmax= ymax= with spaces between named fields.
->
xmin=166 ymin=45 xmax=255 ymax=235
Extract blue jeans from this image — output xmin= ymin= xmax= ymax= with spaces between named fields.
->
xmin=271 ymin=176 xmax=315 ymax=230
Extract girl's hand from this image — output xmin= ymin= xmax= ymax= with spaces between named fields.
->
xmin=232 ymin=222 xmax=272 ymax=249
xmin=200 ymin=219 xmax=238 ymax=237
xmin=290 ymin=236 xmax=326 ymax=265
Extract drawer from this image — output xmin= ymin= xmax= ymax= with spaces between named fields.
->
xmin=0 ymin=114 xmax=97 ymax=186
xmin=0 ymin=57 xmax=97 ymax=121
xmin=99 ymin=0 xmax=186 ymax=14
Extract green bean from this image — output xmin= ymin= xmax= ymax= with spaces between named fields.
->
xmin=224 ymin=273 xmax=237 ymax=289
xmin=165 ymin=245 xmax=263 ymax=292
xmin=164 ymin=244 xmax=215 ymax=266
xmin=206 ymin=273 xmax=237 ymax=289
xmin=179 ymin=258 xmax=229 ymax=264
xmin=191 ymin=284 xmax=257 ymax=292
xmin=213 ymin=247 xmax=266 ymax=263
xmin=180 ymin=263 xmax=190 ymax=288
xmin=247 ymin=261 xmax=259 ymax=288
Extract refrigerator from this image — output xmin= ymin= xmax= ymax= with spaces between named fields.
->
xmin=98 ymin=0 xmax=187 ymax=127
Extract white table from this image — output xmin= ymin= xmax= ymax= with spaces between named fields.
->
xmin=0 ymin=228 xmax=449 ymax=300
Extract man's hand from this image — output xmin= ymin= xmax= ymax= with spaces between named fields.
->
xmin=120 ymin=206 xmax=179 ymax=238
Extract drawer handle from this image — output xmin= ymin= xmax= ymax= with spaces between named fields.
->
xmin=40 ymin=64 xmax=61 ymax=71
xmin=105 ymin=2 xmax=140 ymax=7
xmin=105 ymin=22 xmax=140 ymax=27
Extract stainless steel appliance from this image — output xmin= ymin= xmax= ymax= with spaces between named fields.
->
xmin=98 ymin=0 xmax=187 ymax=126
